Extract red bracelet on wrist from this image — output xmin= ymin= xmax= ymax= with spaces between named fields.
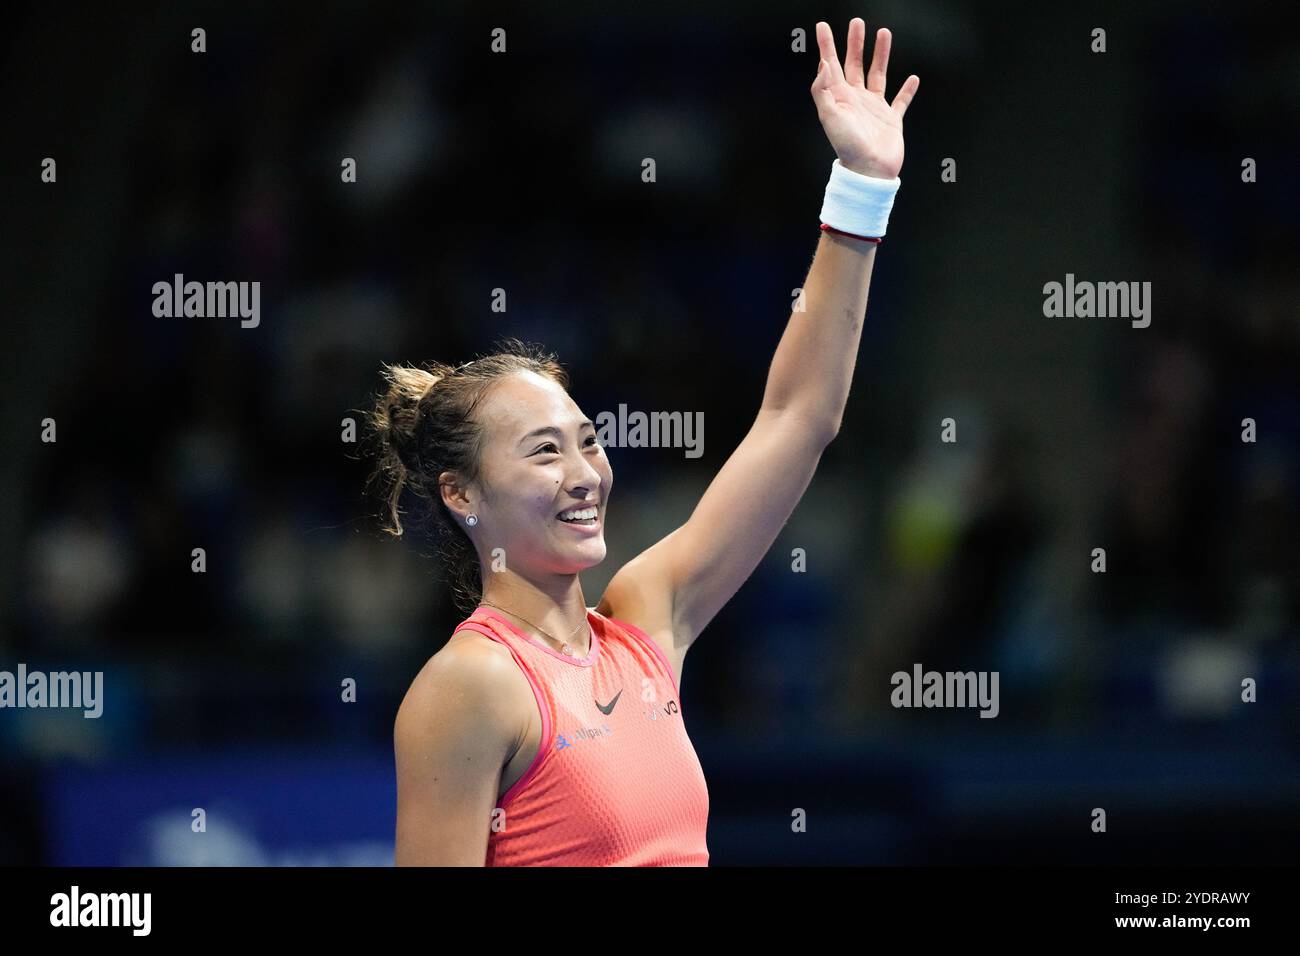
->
xmin=820 ymin=223 xmax=882 ymax=244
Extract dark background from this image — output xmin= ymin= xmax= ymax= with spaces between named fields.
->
xmin=2 ymin=0 xmax=1298 ymax=864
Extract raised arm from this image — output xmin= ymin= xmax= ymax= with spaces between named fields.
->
xmin=597 ymin=21 xmax=919 ymax=664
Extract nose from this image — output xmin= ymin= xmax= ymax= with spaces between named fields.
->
xmin=564 ymin=447 xmax=605 ymax=497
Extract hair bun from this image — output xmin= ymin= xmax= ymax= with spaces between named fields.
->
xmin=365 ymin=340 xmax=570 ymax=610
xmin=374 ymin=363 xmax=445 ymax=475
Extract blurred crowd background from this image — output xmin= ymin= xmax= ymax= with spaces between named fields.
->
xmin=2 ymin=1 xmax=1297 ymax=864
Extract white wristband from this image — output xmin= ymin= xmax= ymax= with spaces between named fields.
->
xmin=819 ymin=158 xmax=901 ymax=239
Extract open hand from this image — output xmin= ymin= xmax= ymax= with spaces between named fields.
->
xmin=811 ymin=20 xmax=919 ymax=180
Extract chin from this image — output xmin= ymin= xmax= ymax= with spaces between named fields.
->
xmin=562 ymin=541 xmax=607 ymax=572
xmin=579 ymin=539 xmax=608 ymax=563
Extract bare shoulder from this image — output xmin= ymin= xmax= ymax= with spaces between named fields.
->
xmin=393 ymin=632 xmax=534 ymax=866
xmin=394 ymin=631 xmax=532 ymax=754
xmin=595 ymin=545 xmax=688 ymax=687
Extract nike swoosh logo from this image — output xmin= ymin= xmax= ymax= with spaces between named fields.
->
xmin=595 ymin=689 xmax=623 ymax=715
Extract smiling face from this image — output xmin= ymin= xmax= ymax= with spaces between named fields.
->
xmin=450 ymin=370 xmax=612 ymax=577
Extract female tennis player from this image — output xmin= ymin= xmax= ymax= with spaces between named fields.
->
xmin=381 ymin=20 xmax=918 ymax=866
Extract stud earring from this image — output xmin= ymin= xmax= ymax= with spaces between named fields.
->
xmin=466 ymin=514 xmax=478 ymax=526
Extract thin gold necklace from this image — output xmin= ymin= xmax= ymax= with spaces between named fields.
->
xmin=478 ymin=601 xmax=590 ymax=657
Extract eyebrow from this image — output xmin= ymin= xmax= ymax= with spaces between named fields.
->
xmin=518 ymin=421 xmax=596 ymax=446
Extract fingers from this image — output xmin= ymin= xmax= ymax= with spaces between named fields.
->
xmin=811 ymin=59 xmax=837 ymax=113
xmin=815 ymin=19 xmax=917 ymax=119
xmin=891 ymin=74 xmax=920 ymax=118
xmin=814 ymin=21 xmax=846 ymax=88
xmin=843 ymin=18 xmax=866 ymax=87
xmin=866 ymin=27 xmax=891 ymax=95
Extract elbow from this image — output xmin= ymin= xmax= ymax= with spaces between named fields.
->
xmin=800 ymin=405 xmax=843 ymax=445
xmin=764 ymin=405 xmax=841 ymax=446
xmin=803 ymin=415 xmax=843 ymax=448
xmin=816 ymin=415 xmax=842 ymax=446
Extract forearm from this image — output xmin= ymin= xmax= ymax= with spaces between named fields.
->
xmin=760 ymin=229 xmax=878 ymax=436
xmin=760 ymin=16 xmax=917 ymax=435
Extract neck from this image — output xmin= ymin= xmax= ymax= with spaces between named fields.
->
xmin=479 ymin=572 xmax=591 ymax=654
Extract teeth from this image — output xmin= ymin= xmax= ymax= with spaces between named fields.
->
xmin=558 ymin=506 xmax=598 ymax=521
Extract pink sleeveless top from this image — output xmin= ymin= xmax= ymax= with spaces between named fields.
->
xmin=452 ymin=605 xmax=710 ymax=866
